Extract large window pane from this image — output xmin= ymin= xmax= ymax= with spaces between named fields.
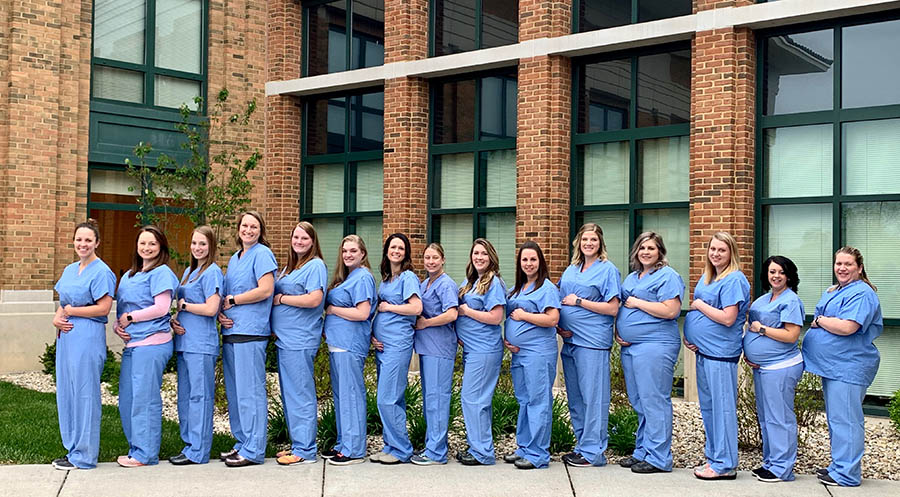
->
xmin=578 ymin=59 xmax=631 ymax=133
xmin=350 ymin=0 xmax=384 ymax=70
xmin=842 ymin=19 xmax=900 ymax=109
xmin=306 ymin=164 xmax=345 ymax=213
xmin=305 ymin=97 xmax=346 ymax=155
xmin=154 ymin=76 xmax=200 ymax=109
xmin=350 ymin=92 xmax=384 ymax=152
xmin=765 ymin=125 xmax=833 ymax=198
xmin=306 ymin=1 xmax=347 ymax=76
xmin=638 ymin=0 xmax=691 ymax=23
xmin=843 ymin=119 xmax=900 ymax=195
xmin=353 ymin=216 xmax=384 ymax=276
xmin=582 ymin=210 xmax=629 ymax=276
xmin=432 ymin=0 xmax=476 ymax=56
xmin=484 ymin=150 xmax=516 ymax=207
xmin=638 ymin=208 xmax=689 ymax=307
xmin=434 ymin=153 xmax=474 ymax=209
xmin=481 ymin=0 xmax=518 ymax=49
xmin=869 ymin=326 xmax=900 ymax=397
xmin=155 ymin=0 xmax=202 ymax=73
xmin=433 ymin=79 xmax=476 ymax=144
xmin=637 ymin=136 xmax=688 ymax=203
xmin=843 ymin=202 xmax=900 ymax=319
xmin=484 ymin=212 xmax=516 ymax=278
xmin=637 ymin=50 xmax=690 ymax=127
xmin=577 ymin=0 xmax=629 ymax=32
xmin=764 ymin=29 xmax=834 ymax=115
xmin=94 ymin=0 xmax=145 ymax=64
xmin=765 ymin=204 xmax=833 ymax=314
xmin=312 ymin=217 xmax=345 ymax=280
xmin=93 ymin=66 xmax=144 ymax=103
xmin=435 ymin=214 xmax=473 ymax=285
xmin=355 ymin=160 xmax=383 ymax=211
xmin=480 ymin=75 xmax=517 ymax=140
xmin=580 ymin=142 xmax=629 ymax=205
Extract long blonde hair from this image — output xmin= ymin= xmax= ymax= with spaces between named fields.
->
xmin=703 ymin=231 xmax=741 ymax=284
xmin=328 ymin=234 xmax=371 ymax=290
xmin=571 ymin=223 xmax=608 ymax=266
xmin=458 ymin=238 xmax=501 ymax=297
xmin=282 ymin=221 xmax=324 ymax=276
xmin=182 ymin=225 xmax=218 ymax=284
xmin=828 ymin=246 xmax=877 ymax=292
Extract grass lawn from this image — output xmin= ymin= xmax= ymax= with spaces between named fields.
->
xmin=0 ymin=381 xmax=241 ymax=464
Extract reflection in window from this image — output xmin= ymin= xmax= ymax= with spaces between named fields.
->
xmin=842 ymin=19 xmax=900 ymax=109
xmin=637 ymin=50 xmax=690 ymax=127
xmin=638 ymin=0 xmax=691 ymax=23
xmin=433 ymin=79 xmax=476 ymax=144
xmin=764 ymin=29 xmax=834 ymax=115
xmin=305 ymin=0 xmax=384 ymax=77
xmin=480 ymin=76 xmax=517 ymax=140
xmin=305 ymin=92 xmax=383 ymax=155
xmin=578 ymin=58 xmax=631 ymax=133
xmin=93 ymin=0 xmax=146 ymax=63
xmin=481 ymin=0 xmax=518 ymax=50
xmin=432 ymin=0 xmax=517 ymax=56
xmin=576 ymin=0 xmax=691 ymax=33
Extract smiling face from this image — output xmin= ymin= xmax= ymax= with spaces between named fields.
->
xmin=708 ymin=238 xmax=731 ymax=272
xmin=137 ymin=231 xmax=161 ymax=264
xmin=423 ymin=247 xmax=444 ymax=276
xmin=471 ymin=243 xmax=490 ymax=275
xmin=73 ymin=227 xmax=99 ymax=260
xmin=342 ymin=241 xmax=364 ymax=270
xmin=580 ymin=231 xmax=600 ymax=260
xmin=767 ymin=261 xmax=787 ymax=293
xmin=834 ymin=253 xmax=862 ymax=287
xmin=637 ymin=238 xmax=660 ymax=271
xmin=239 ymin=214 xmax=261 ymax=247
xmin=291 ymin=226 xmax=312 ymax=257
xmin=387 ymin=237 xmax=406 ymax=266
xmin=519 ymin=248 xmax=540 ymax=280
xmin=190 ymin=231 xmax=210 ymax=262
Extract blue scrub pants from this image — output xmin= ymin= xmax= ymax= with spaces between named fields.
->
xmin=375 ymin=347 xmax=414 ymax=461
xmin=56 ymin=321 xmax=105 ymax=469
xmin=460 ymin=350 xmax=503 ymax=464
xmin=330 ymin=351 xmax=367 ymax=458
xmin=753 ymin=363 xmax=803 ymax=481
xmin=420 ymin=354 xmax=454 ymax=463
xmin=277 ymin=347 xmax=319 ymax=460
xmin=176 ymin=351 xmax=216 ymax=463
xmin=510 ymin=352 xmax=556 ymax=469
xmin=822 ymin=378 xmax=868 ymax=486
xmin=695 ymin=354 xmax=738 ymax=473
xmin=561 ymin=343 xmax=609 ymax=466
xmin=621 ymin=341 xmax=679 ymax=471
xmin=223 ymin=341 xmax=268 ymax=463
xmin=119 ymin=340 xmax=174 ymax=465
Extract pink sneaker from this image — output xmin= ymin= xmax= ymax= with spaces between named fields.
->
xmin=117 ymin=455 xmax=145 ymax=468
xmin=694 ymin=465 xmax=736 ymax=480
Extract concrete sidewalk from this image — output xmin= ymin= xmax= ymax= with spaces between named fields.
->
xmin=1 ymin=460 xmax=897 ymax=497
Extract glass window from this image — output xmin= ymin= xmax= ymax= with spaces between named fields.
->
xmin=434 ymin=214 xmax=473 ymax=284
xmin=579 ymin=142 xmax=629 ymax=206
xmin=582 ymin=210 xmax=629 ymax=273
xmin=577 ymin=58 xmax=631 ymax=134
xmin=433 ymin=79 xmax=476 ymax=144
xmin=155 ymin=0 xmax=202 ymax=73
xmin=575 ymin=0 xmax=691 ymax=33
xmin=305 ymin=0 xmax=384 ymax=76
xmin=637 ymin=208 xmax=689 ymax=289
xmin=434 ymin=153 xmax=475 ymax=209
xmin=431 ymin=0 xmax=517 ymax=56
xmin=306 ymin=164 xmax=345 ymax=213
xmin=763 ymin=29 xmax=834 ymax=115
xmin=637 ymin=50 xmax=690 ymax=127
xmin=484 ymin=149 xmax=516 ymax=207
xmin=93 ymin=0 xmax=146 ymax=64
xmin=481 ymin=0 xmax=518 ymax=50
xmin=480 ymin=76 xmax=517 ymax=140
xmin=154 ymin=76 xmax=201 ymax=109
xmin=637 ymin=136 xmax=689 ymax=203
xmin=764 ymin=125 xmax=833 ymax=198
xmin=842 ymin=202 xmax=900 ymax=318
xmin=842 ymin=19 xmax=900 ymax=109
xmin=93 ymin=66 xmax=144 ymax=103
xmin=638 ymin=0 xmax=691 ymax=23
xmin=843 ymin=118 xmax=900 ymax=195
xmin=306 ymin=93 xmax=383 ymax=156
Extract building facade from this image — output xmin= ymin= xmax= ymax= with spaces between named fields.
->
xmin=1 ymin=0 xmax=898 ymax=402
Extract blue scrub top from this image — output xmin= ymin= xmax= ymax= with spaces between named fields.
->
xmin=271 ymin=258 xmax=328 ymax=351
xmin=558 ymin=260 xmax=621 ymax=349
xmin=372 ymin=270 xmax=420 ymax=351
xmin=324 ymin=267 xmax=376 ymax=356
xmin=414 ymin=273 xmax=458 ymax=360
xmin=802 ymin=280 xmax=883 ymax=386
xmin=175 ymin=264 xmax=223 ymax=355
xmin=116 ymin=264 xmax=179 ymax=342
xmin=456 ymin=276 xmax=507 ymax=354
xmin=683 ymin=270 xmax=750 ymax=359
xmin=742 ymin=289 xmax=804 ymax=367
xmin=55 ymin=258 xmax=117 ymax=326
xmin=505 ymin=279 xmax=561 ymax=356
xmin=221 ymin=243 xmax=278 ymax=337
xmin=617 ymin=265 xmax=685 ymax=345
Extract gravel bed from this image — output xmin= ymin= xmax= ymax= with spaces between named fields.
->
xmin=4 ymin=371 xmax=898 ymax=479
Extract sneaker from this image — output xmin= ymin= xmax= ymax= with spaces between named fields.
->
xmin=631 ymin=461 xmax=666 ymax=474
xmin=224 ymin=454 xmax=259 ymax=467
xmin=328 ymin=453 xmax=365 ymax=466
xmin=378 ymin=452 xmax=402 ymax=465
xmin=369 ymin=451 xmax=389 ymax=463
xmin=456 ymin=451 xmax=484 ymax=466
xmin=754 ymin=468 xmax=782 ymax=483
xmin=219 ymin=449 xmax=238 ymax=461
xmin=52 ymin=458 xmax=75 ymax=471
xmin=168 ymin=453 xmax=196 ymax=466
xmin=277 ymin=454 xmax=316 ymax=466
xmin=513 ymin=458 xmax=536 ymax=470
xmin=694 ymin=465 xmax=736 ymax=480
xmin=817 ymin=472 xmax=839 ymax=486
xmin=816 ymin=468 xmax=828 ymax=477
xmin=750 ymin=466 xmax=764 ymax=478
xmin=321 ymin=448 xmax=339 ymax=459
xmin=116 ymin=455 xmax=145 ymax=468
xmin=618 ymin=456 xmax=640 ymax=468
xmin=410 ymin=454 xmax=445 ymax=466
xmin=502 ymin=454 xmax=521 ymax=464
xmin=562 ymin=453 xmax=591 ymax=468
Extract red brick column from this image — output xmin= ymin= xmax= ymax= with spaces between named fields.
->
xmin=382 ymin=0 xmax=429 ymax=262
xmin=517 ymin=1 xmax=572 ymax=279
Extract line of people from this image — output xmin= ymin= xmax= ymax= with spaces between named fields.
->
xmin=51 ymin=215 xmax=882 ymax=487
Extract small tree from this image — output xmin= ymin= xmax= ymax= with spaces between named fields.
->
xmin=125 ymin=88 xmax=261 ymax=263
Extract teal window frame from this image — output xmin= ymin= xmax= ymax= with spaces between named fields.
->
xmin=86 ymin=164 xmax=189 ymax=223
xmin=90 ymin=0 xmax=208 ymax=113
xmin=302 ymin=0 xmax=385 ymax=77
xmin=428 ymin=0 xmax=519 ymax=57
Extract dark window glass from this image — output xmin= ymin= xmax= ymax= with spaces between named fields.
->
xmin=350 ymin=92 xmax=384 ymax=151
xmin=480 ymin=73 xmax=517 ymax=140
xmin=306 ymin=97 xmax=347 ymax=155
xmin=578 ymin=58 xmax=631 ymax=133
xmin=481 ymin=0 xmax=518 ymax=50
xmin=638 ymin=0 xmax=692 ymax=23
xmin=350 ymin=0 xmax=385 ymax=70
xmin=637 ymin=50 xmax=690 ymax=127
xmin=306 ymin=1 xmax=347 ymax=77
xmin=764 ymin=29 xmax=834 ymax=115
xmin=842 ymin=19 xmax=900 ymax=109
xmin=433 ymin=0 xmax=477 ymax=56
xmin=578 ymin=0 xmax=630 ymax=32
xmin=433 ymin=79 xmax=476 ymax=144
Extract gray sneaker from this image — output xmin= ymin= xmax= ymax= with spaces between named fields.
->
xmin=410 ymin=454 xmax=445 ymax=466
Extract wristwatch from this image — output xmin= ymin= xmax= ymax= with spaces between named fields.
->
xmin=181 ymin=302 xmax=187 ymax=310
xmin=229 ymin=296 xmax=236 ymax=306
xmin=126 ymin=313 xmax=133 ymax=322
xmin=759 ymin=326 xmax=767 ymax=336
xmin=575 ymin=298 xmax=582 ymax=307
xmin=814 ymin=315 xmax=821 ymax=328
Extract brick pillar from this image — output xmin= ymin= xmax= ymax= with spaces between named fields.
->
xmin=264 ymin=0 xmax=303 ymax=263
xmin=516 ymin=1 xmax=572 ymax=279
xmin=382 ymin=0 xmax=429 ymax=263
xmin=685 ymin=24 xmax=756 ymax=401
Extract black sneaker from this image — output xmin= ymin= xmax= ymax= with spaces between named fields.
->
xmin=52 ymin=458 xmax=75 ymax=471
xmin=816 ymin=468 xmax=828 ymax=477
xmin=456 ymin=451 xmax=484 ymax=466
xmin=631 ymin=461 xmax=666 ymax=474
xmin=750 ymin=466 xmax=764 ymax=478
xmin=327 ymin=453 xmax=365 ymax=466
xmin=562 ymin=453 xmax=591 ymax=467
xmin=618 ymin=455 xmax=640 ymax=468
xmin=817 ymin=472 xmax=839 ymax=486
xmin=321 ymin=448 xmax=339 ymax=459
xmin=514 ymin=458 xmax=536 ymax=470
xmin=503 ymin=454 xmax=521 ymax=464
xmin=754 ymin=468 xmax=782 ymax=482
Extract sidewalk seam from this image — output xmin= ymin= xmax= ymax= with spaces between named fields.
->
xmin=564 ymin=463 xmax=577 ymax=497
xmin=320 ymin=459 xmax=326 ymax=497
xmin=55 ymin=471 xmax=68 ymax=497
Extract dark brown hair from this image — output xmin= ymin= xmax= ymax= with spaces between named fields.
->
xmin=509 ymin=240 xmax=550 ymax=297
xmin=128 ymin=225 xmax=170 ymax=277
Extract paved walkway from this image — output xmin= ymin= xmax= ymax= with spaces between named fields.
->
xmin=1 ymin=460 xmax=897 ymax=497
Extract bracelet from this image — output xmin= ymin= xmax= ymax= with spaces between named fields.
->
xmin=277 ymin=295 xmax=282 ymax=305
xmin=814 ymin=315 xmax=821 ymax=328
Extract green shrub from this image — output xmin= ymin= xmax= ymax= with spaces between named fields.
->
xmin=314 ymin=342 xmax=331 ymax=399
xmin=40 ymin=342 xmax=56 ymax=378
xmin=888 ymin=389 xmax=900 ymax=434
xmin=404 ymin=380 xmax=426 ymax=450
xmin=366 ymin=389 xmax=383 ymax=435
xmin=609 ymin=344 xmax=630 ymax=409
xmin=794 ymin=371 xmax=824 ymax=447
xmin=317 ymin=398 xmax=338 ymax=450
xmin=549 ymin=394 xmax=575 ymax=454
xmin=267 ymin=398 xmax=290 ymax=447
xmin=265 ymin=340 xmax=279 ymax=373
xmin=491 ymin=389 xmax=519 ymax=439
xmin=607 ymin=406 xmax=638 ymax=455
xmin=736 ymin=361 xmax=761 ymax=449
xmin=40 ymin=342 xmax=121 ymax=393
